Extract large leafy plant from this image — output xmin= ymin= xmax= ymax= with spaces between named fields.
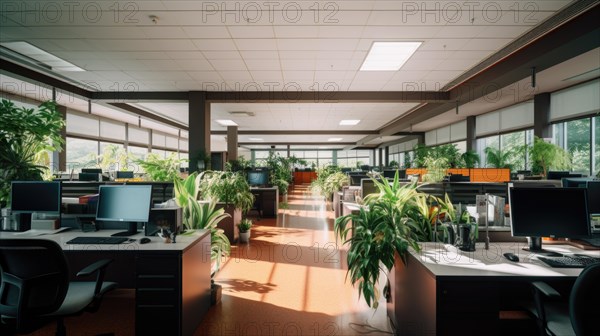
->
xmin=0 ymin=99 xmax=65 ymax=207
xmin=199 ymin=171 xmax=254 ymax=213
xmin=484 ymin=147 xmax=516 ymax=170
xmin=136 ymin=153 xmax=186 ymax=181
xmin=529 ymin=136 xmax=571 ymax=177
xmin=174 ymin=172 xmax=231 ymax=270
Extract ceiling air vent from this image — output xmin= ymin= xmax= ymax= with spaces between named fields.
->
xmin=228 ymin=111 xmax=255 ymax=116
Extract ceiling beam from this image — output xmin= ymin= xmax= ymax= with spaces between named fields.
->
xmin=212 ymin=130 xmax=378 ymax=135
xmin=108 ymin=103 xmax=188 ymax=130
xmin=238 ymin=142 xmax=355 ymax=146
xmin=206 ymin=91 xmax=450 ymax=103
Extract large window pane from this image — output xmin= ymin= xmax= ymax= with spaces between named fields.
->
xmin=99 ymin=142 xmax=127 ymax=171
xmin=566 ymin=118 xmax=590 ymax=175
xmin=594 ymin=116 xmax=599 ymax=176
xmin=66 ymin=137 xmax=97 ymax=173
xmin=501 ymin=131 xmax=526 ymax=170
xmin=128 ymin=146 xmax=148 ymax=173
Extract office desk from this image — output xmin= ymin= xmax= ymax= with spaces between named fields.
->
xmin=387 ymin=242 xmax=600 ymax=336
xmin=1 ymin=229 xmax=211 ymax=336
xmin=250 ymin=187 xmax=278 ymax=217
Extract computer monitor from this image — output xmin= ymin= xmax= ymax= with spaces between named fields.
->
xmin=350 ymin=174 xmax=369 ymax=186
xmin=96 ymin=185 xmax=152 ymax=236
xmin=546 ymin=171 xmax=581 ymax=180
xmin=10 ymin=181 xmax=61 ymax=214
xmin=78 ymin=172 xmax=100 ymax=181
xmin=509 ymin=187 xmax=590 ymax=254
xmin=82 ymin=168 xmax=102 ymax=174
xmin=116 ymin=171 xmax=134 ymax=179
xmin=561 ymin=177 xmax=591 ymax=188
xmin=247 ymin=170 xmax=269 ymax=187
xmin=382 ymin=169 xmax=406 ymax=179
xmin=586 ymin=181 xmax=600 ymax=215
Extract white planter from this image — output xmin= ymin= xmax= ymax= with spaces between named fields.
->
xmin=239 ymin=230 xmax=251 ymax=243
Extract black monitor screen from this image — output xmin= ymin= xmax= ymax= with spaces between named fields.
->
xmin=247 ymin=171 xmax=268 ymax=187
xmin=79 ymin=172 xmax=100 ymax=181
xmin=350 ymin=174 xmax=369 ymax=186
xmin=561 ymin=177 xmax=591 ymax=188
xmin=116 ymin=171 xmax=134 ymax=179
xmin=383 ymin=169 xmax=406 ymax=179
xmin=546 ymin=171 xmax=581 ymax=180
xmin=96 ymin=185 xmax=152 ymax=222
xmin=11 ymin=181 xmax=61 ymax=213
xmin=587 ymin=181 xmax=600 ymax=214
xmin=509 ymin=187 xmax=590 ymax=238
xmin=82 ymin=168 xmax=102 ymax=174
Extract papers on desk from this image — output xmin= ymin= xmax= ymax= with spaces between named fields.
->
xmin=13 ymin=227 xmax=71 ymax=236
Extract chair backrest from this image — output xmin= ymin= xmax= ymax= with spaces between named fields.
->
xmin=570 ymin=262 xmax=600 ymax=335
xmin=0 ymin=239 xmax=70 ymax=330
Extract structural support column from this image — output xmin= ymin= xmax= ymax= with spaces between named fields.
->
xmin=378 ymin=148 xmax=384 ymax=168
xmin=384 ymin=146 xmax=389 ymax=166
xmin=227 ymin=126 xmax=238 ymax=162
xmin=534 ymin=92 xmax=552 ymax=139
xmin=466 ymin=116 xmax=477 ymax=152
xmin=189 ymin=92 xmax=210 ymax=172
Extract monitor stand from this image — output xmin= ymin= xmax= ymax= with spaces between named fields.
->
xmin=111 ymin=222 xmax=139 ymax=237
xmin=522 ymin=236 xmax=562 ymax=257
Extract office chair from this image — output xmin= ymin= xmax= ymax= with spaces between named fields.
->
xmin=247 ymin=192 xmax=262 ymax=220
xmin=531 ymin=263 xmax=600 ymax=336
xmin=0 ymin=239 xmax=118 ymax=336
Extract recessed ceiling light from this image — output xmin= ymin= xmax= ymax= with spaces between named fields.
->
xmin=340 ymin=119 xmax=360 ymax=126
xmin=215 ymin=119 xmax=238 ymax=126
xmin=360 ymin=42 xmax=422 ymax=71
xmin=248 ymin=137 xmax=263 ymax=141
xmin=1 ymin=41 xmax=85 ymax=72
xmin=328 ymin=138 xmax=343 ymax=142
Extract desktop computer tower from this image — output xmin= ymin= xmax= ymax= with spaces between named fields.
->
xmin=145 ymin=207 xmax=182 ymax=236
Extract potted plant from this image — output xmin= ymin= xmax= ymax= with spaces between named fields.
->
xmin=237 ymin=218 xmax=253 ymax=243
xmin=199 ymin=171 xmax=254 ymax=242
xmin=529 ymin=136 xmax=571 ymax=178
xmin=459 ymin=150 xmax=480 ymax=168
xmin=0 ymin=99 xmax=65 ymax=208
xmin=484 ymin=147 xmax=515 ymax=170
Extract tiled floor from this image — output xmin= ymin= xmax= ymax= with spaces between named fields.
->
xmin=195 ymin=184 xmax=392 ymax=335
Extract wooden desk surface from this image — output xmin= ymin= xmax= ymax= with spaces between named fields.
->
xmin=411 ymin=242 xmax=600 ymax=279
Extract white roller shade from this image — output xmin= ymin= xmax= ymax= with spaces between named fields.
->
xmin=128 ymin=126 xmax=149 ymax=145
xmin=67 ymin=113 xmax=99 ymax=136
xmin=166 ymin=135 xmax=178 ymax=150
xmin=425 ymin=131 xmax=436 ymax=146
xmin=99 ymin=120 xmax=125 ymax=141
xmin=450 ymin=121 xmax=467 ymax=141
xmin=500 ymin=101 xmax=534 ymax=131
xmin=476 ymin=111 xmax=500 ymax=136
xmin=551 ymin=79 xmax=600 ymax=121
xmin=436 ymin=126 xmax=450 ymax=144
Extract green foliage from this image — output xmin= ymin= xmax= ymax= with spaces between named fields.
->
xmin=310 ymin=165 xmax=343 ymax=198
xmin=0 ymin=99 xmax=65 ymax=207
xmin=237 ymin=218 xmax=253 ymax=233
xmin=263 ymin=152 xmax=306 ymax=194
xmin=271 ymin=178 xmax=289 ymax=195
xmin=413 ymin=143 xmax=461 ymax=168
xmin=459 ymin=150 xmax=480 ymax=168
xmin=97 ymin=144 xmax=131 ymax=171
xmin=484 ymin=147 xmax=515 ymax=170
xmin=388 ymin=160 xmax=399 ymax=168
xmin=529 ymin=136 xmax=571 ymax=177
xmin=422 ymin=157 xmax=450 ymax=182
xmin=199 ymin=171 xmax=254 ymax=213
xmin=174 ymin=173 xmax=231 ymax=271
xmin=226 ymin=156 xmax=253 ymax=172
xmin=136 ymin=153 xmax=185 ymax=181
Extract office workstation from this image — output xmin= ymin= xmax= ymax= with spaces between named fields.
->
xmin=1 ymin=181 xmax=211 ymax=336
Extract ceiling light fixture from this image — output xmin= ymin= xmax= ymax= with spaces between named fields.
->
xmin=339 ymin=119 xmax=360 ymax=126
xmin=216 ymin=119 xmax=238 ymax=126
xmin=328 ymin=138 xmax=343 ymax=142
xmin=248 ymin=137 xmax=263 ymax=141
xmin=360 ymin=42 xmax=422 ymax=71
xmin=229 ymin=111 xmax=255 ymax=117
xmin=1 ymin=41 xmax=85 ymax=72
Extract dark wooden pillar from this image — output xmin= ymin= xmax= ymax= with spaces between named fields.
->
xmin=189 ymin=92 xmax=210 ymax=172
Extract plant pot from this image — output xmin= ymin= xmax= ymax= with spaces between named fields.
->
xmin=239 ymin=230 xmax=251 ymax=243
xmin=211 ymin=282 xmax=222 ymax=305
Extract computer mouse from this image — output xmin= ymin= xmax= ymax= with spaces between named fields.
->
xmin=139 ymin=237 xmax=151 ymax=244
xmin=503 ymin=252 xmax=519 ymax=262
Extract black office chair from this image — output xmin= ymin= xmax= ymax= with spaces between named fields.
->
xmin=531 ymin=263 xmax=600 ymax=336
xmin=247 ymin=192 xmax=262 ymax=220
xmin=0 ymin=239 xmax=118 ymax=335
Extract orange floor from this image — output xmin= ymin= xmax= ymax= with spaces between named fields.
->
xmin=195 ymin=184 xmax=392 ymax=335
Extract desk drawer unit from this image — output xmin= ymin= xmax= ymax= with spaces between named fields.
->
xmin=135 ymin=253 xmax=182 ymax=336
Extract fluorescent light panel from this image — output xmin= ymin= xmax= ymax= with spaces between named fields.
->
xmin=328 ymin=138 xmax=343 ymax=142
xmin=1 ymin=41 xmax=85 ymax=72
xmin=248 ymin=137 xmax=263 ymax=141
xmin=360 ymin=42 xmax=422 ymax=71
xmin=340 ymin=119 xmax=360 ymax=126
xmin=215 ymin=119 xmax=238 ymax=126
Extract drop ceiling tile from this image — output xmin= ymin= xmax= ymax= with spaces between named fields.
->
xmin=97 ymin=39 xmax=197 ymax=51
xmin=274 ymin=26 xmax=319 ymax=38
xmin=315 ymin=59 xmax=351 ymax=71
xmin=218 ymin=71 xmax=253 ymax=81
xmin=449 ymin=50 xmax=494 ymax=60
xmin=166 ymin=51 xmax=206 ymax=59
xmin=240 ymin=50 xmax=280 ymax=59
xmin=125 ymin=71 xmax=193 ymax=80
xmin=228 ymin=26 xmax=274 ymax=38
xmin=96 ymin=71 xmax=137 ymax=81
xmin=183 ymin=26 xmax=231 ymax=39
xmin=318 ymin=39 xmax=359 ymax=51
xmin=250 ymin=71 xmax=283 ymax=81
xmin=192 ymin=39 xmax=237 ymax=51
xmin=314 ymin=71 xmax=346 ymax=81
xmin=279 ymin=50 xmax=317 ymax=59
xmin=280 ymin=59 xmax=315 ymax=71
xmin=402 ymin=58 xmax=444 ymax=71
xmin=462 ymin=38 xmax=513 ymax=51
xmin=203 ymin=51 xmax=242 ymax=60
xmin=360 ymin=26 xmax=442 ymax=39
xmin=102 ymin=51 xmax=171 ymax=60
xmin=423 ymin=70 xmax=464 ymax=81
xmin=210 ymin=59 xmax=247 ymax=71
xmin=419 ymin=39 xmax=470 ymax=51
xmin=75 ymin=60 xmax=119 ymax=71
xmin=475 ymin=26 xmax=531 ymax=39
xmin=174 ymin=59 xmax=214 ymax=71
xmin=141 ymin=26 xmax=186 ymax=38
xmin=283 ymin=71 xmax=314 ymax=81
xmin=436 ymin=59 xmax=481 ymax=71
xmin=245 ymin=59 xmax=281 ymax=71
xmin=235 ymin=38 xmax=278 ymax=50
xmin=141 ymin=59 xmax=184 ymax=71
xmin=277 ymin=39 xmax=320 ymax=51
xmin=318 ymin=26 xmax=364 ymax=38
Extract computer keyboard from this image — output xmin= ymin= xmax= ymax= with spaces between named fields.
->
xmin=538 ymin=255 xmax=600 ymax=268
xmin=66 ymin=237 xmax=128 ymax=245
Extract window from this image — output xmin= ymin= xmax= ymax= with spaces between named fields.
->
xmin=594 ymin=116 xmax=599 ymax=176
xmin=128 ymin=146 xmax=148 ymax=173
xmin=565 ymin=118 xmax=591 ymax=176
xmin=66 ymin=137 xmax=97 ymax=173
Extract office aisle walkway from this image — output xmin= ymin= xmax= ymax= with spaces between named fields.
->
xmin=195 ymin=184 xmax=391 ymax=335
